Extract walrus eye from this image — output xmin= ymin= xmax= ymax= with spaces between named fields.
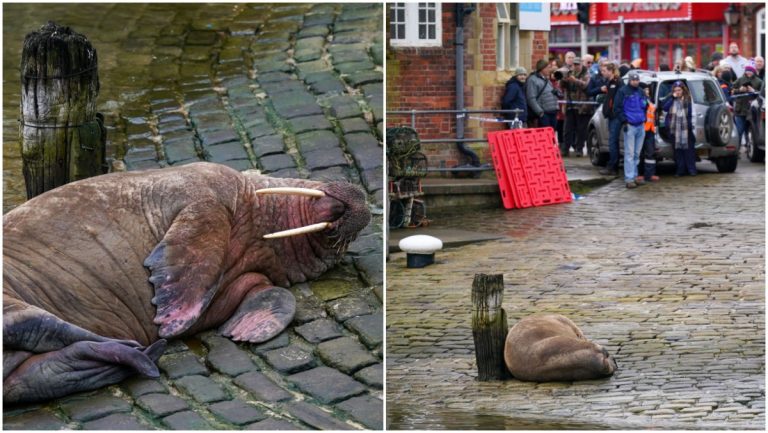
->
xmin=254 ymin=187 xmax=325 ymax=198
xmin=263 ymin=222 xmax=331 ymax=239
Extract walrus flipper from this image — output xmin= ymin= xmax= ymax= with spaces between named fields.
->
xmin=3 ymin=339 xmax=166 ymax=404
xmin=220 ymin=286 xmax=296 ymax=343
xmin=145 ymin=202 xmax=232 ymax=338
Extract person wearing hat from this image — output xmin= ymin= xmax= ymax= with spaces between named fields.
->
xmin=662 ymin=81 xmax=697 ymax=176
xmin=525 ymin=59 xmax=559 ymax=130
xmin=706 ymin=52 xmax=724 ymax=71
xmin=614 ymin=71 xmax=648 ymax=188
xmin=560 ymin=56 xmax=591 ymax=157
xmin=731 ymin=65 xmax=763 ymax=148
xmin=501 ymin=67 xmax=529 ymax=128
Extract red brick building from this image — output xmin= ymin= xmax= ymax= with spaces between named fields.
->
xmin=387 ymin=3 xmax=550 ymax=172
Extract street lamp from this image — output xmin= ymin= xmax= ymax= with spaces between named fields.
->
xmin=724 ymin=4 xmax=739 ymax=26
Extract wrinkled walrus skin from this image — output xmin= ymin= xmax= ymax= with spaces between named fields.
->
xmin=3 ymin=162 xmax=371 ymax=404
xmin=503 ymin=313 xmax=618 ymax=382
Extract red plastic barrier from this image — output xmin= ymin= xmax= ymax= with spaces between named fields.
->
xmin=487 ymin=131 xmax=516 ymax=209
xmin=487 ymin=128 xmax=572 ymax=209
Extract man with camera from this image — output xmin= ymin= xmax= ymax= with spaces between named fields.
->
xmin=525 ymin=59 xmax=559 ymax=131
xmin=560 ymin=57 xmax=591 ymax=157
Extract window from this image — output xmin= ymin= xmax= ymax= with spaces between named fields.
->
xmin=496 ymin=3 xmax=519 ymax=70
xmin=389 ymin=2 xmax=442 ymax=47
xmin=689 ymin=80 xmax=724 ymax=106
xmin=390 ymin=3 xmax=406 ymax=40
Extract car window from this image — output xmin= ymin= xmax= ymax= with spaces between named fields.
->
xmin=688 ymin=79 xmax=722 ymax=106
xmin=657 ymin=80 xmax=678 ymax=103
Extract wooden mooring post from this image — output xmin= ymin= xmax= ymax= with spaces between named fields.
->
xmin=471 ymin=273 xmax=511 ymax=381
xmin=20 ymin=21 xmax=106 ymax=199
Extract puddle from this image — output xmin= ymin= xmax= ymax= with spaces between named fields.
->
xmin=387 ymin=404 xmax=614 ymax=430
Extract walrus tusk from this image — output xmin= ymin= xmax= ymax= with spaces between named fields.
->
xmin=263 ymin=222 xmax=331 ymax=239
xmin=255 ymin=187 xmax=325 ymax=197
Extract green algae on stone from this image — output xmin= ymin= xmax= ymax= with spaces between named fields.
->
xmin=310 ymin=278 xmax=358 ymax=301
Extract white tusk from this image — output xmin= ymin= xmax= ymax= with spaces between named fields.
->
xmin=255 ymin=187 xmax=325 ymax=197
xmin=263 ymin=222 xmax=331 ymax=239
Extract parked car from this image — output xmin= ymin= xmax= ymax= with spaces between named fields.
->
xmin=587 ymin=70 xmax=739 ymax=173
xmin=745 ymin=93 xmax=765 ymax=163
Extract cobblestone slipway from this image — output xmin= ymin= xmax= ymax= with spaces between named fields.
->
xmin=387 ymin=162 xmax=764 ymax=429
xmin=3 ymin=3 xmax=382 ymax=430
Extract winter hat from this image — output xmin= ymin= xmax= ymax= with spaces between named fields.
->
xmin=514 ymin=67 xmax=527 ymax=76
xmin=535 ymin=59 xmax=549 ymax=72
xmin=627 ymin=71 xmax=640 ymax=81
xmin=711 ymin=52 xmax=724 ymax=62
xmin=745 ymin=65 xmax=757 ymax=74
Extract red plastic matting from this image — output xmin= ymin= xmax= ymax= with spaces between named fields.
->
xmin=487 ymin=128 xmax=572 ymax=209
xmin=487 ymin=131 xmax=516 ymax=210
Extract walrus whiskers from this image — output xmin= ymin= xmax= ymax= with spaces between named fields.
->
xmin=263 ymin=222 xmax=331 ymax=239
xmin=255 ymin=187 xmax=325 ymax=197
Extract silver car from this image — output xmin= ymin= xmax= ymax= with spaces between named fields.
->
xmin=587 ymin=70 xmax=739 ymax=173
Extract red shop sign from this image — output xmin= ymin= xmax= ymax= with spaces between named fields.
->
xmin=594 ymin=3 xmax=692 ymax=24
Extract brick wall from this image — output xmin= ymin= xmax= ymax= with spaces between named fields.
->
xmin=387 ymin=4 xmax=549 ymax=172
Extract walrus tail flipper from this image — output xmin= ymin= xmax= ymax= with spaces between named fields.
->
xmin=3 ymin=339 xmax=166 ymax=404
xmin=144 ymin=202 xmax=232 ymax=338
xmin=3 ymin=299 xmax=142 ymax=353
xmin=220 ymin=286 xmax=296 ymax=343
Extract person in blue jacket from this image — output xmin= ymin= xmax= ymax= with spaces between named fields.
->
xmin=501 ymin=67 xmax=528 ymax=128
xmin=662 ymin=81 xmax=697 ymax=176
xmin=614 ymin=71 xmax=648 ymax=188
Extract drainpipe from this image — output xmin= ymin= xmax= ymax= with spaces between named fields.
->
xmin=454 ymin=3 xmax=480 ymax=167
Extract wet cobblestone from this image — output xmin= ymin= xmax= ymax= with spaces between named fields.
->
xmin=3 ymin=3 xmax=382 ymax=430
xmin=387 ymin=162 xmax=764 ymax=429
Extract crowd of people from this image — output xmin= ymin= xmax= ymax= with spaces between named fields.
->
xmin=501 ymin=42 xmax=765 ymax=189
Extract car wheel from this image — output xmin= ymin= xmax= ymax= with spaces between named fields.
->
xmin=705 ymin=104 xmax=733 ymax=147
xmin=746 ymin=123 xmax=765 ymax=163
xmin=714 ymin=155 xmax=738 ymax=173
xmin=588 ymin=128 xmax=608 ymax=167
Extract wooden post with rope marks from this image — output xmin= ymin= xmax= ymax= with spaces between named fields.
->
xmin=471 ymin=273 xmax=511 ymax=381
xmin=20 ymin=21 xmax=106 ymax=199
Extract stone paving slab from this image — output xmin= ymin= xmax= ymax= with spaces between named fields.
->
xmin=2 ymin=3 xmax=383 ymax=430
xmin=386 ymin=161 xmax=765 ymax=429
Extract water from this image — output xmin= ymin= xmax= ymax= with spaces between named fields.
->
xmin=3 ymin=3 xmax=317 ymax=213
xmin=387 ymin=404 xmax=615 ymax=430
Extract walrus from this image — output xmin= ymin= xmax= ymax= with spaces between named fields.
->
xmin=3 ymin=162 xmax=371 ymax=404
xmin=503 ymin=313 xmax=617 ymax=382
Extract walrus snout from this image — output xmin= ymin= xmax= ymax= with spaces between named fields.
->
xmin=317 ymin=182 xmax=371 ymax=240
xmin=597 ymin=345 xmax=617 ymax=376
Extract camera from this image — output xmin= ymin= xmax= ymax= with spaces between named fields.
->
xmin=553 ymin=67 xmax=572 ymax=81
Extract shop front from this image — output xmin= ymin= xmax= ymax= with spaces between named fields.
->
xmin=550 ymin=3 xmax=730 ymax=69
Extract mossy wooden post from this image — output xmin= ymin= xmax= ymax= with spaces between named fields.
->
xmin=20 ymin=21 xmax=106 ymax=199
xmin=472 ymin=273 xmax=510 ymax=381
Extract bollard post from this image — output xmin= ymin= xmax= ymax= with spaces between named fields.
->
xmin=471 ymin=273 xmax=510 ymax=381
xmin=19 ymin=21 xmax=106 ymax=199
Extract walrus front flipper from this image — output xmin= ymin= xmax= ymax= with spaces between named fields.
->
xmin=220 ymin=287 xmax=296 ymax=343
xmin=144 ymin=202 xmax=232 ymax=338
xmin=3 ymin=339 xmax=166 ymax=404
